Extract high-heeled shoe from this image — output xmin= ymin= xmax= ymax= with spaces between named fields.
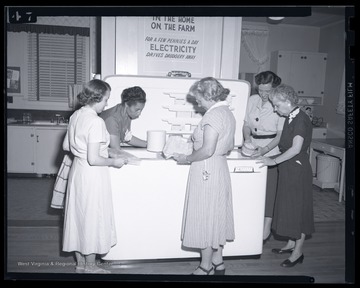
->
xmin=212 ymin=262 xmax=225 ymax=275
xmin=271 ymin=247 xmax=295 ymax=254
xmin=191 ymin=265 xmax=214 ymax=275
xmin=280 ymin=254 xmax=304 ymax=267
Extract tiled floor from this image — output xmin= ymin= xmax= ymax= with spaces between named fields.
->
xmin=5 ymin=175 xmax=349 ymax=283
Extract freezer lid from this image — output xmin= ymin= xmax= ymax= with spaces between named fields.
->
xmin=103 ymin=75 xmax=250 ymax=147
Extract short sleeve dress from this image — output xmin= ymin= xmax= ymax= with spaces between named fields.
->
xmin=181 ymin=102 xmax=236 ymax=249
xmin=99 ymin=104 xmax=131 ymax=143
xmin=272 ymin=108 xmax=315 ymax=239
xmin=244 ymin=94 xmax=285 ymax=157
xmin=62 ymin=106 xmax=117 ymax=255
xmin=244 ymin=94 xmax=285 ymax=218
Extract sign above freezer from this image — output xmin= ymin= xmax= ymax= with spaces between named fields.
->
xmin=103 ymin=75 xmax=250 ymax=147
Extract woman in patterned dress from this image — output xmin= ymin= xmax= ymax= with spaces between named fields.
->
xmin=257 ymin=84 xmax=314 ymax=267
xmin=62 ymin=79 xmax=128 ymax=273
xmin=173 ymin=77 xmax=236 ymax=275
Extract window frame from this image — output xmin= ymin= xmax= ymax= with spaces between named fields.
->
xmin=27 ymin=28 xmax=90 ymax=103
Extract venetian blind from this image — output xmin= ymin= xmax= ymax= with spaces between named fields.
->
xmin=28 ymin=32 xmax=89 ymax=102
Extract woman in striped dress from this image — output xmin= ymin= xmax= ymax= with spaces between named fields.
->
xmin=173 ymin=77 xmax=236 ymax=275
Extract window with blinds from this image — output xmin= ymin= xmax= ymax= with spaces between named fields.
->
xmin=27 ymin=32 xmax=89 ymax=102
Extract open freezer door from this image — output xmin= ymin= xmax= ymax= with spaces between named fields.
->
xmin=103 ymin=75 xmax=250 ymax=147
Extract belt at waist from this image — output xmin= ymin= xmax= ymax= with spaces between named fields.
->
xmin=252 ymin=134 xmax=277 ymax=139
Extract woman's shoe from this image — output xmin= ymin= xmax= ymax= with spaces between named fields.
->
xmin=280 ymin=254 xmax=304 ymax=267
xmin=75 ymin=266 xmax=85 ymax=273
xmin=212 ymin=262 xmax=225 ymax=275
xmin=191 ymin=265 xmax=214 ymax=275
xmin=271 ymin=247 xmax=295 ymax=254
xmin=83 ymin=267 xmax=111 ymax=274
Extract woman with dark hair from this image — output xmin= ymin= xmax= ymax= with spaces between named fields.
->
xmin=62 ymin=79 xmax=127 ymax=273
xmin=173 ymin=77 xmax=236 ymax=275
xmin=242 ymin=71 xmax=285 ymax=242
xmin=100 ymin=86 xmax=147 ymax=152
xmin=257 ymin=84 xmax=314 ymax=267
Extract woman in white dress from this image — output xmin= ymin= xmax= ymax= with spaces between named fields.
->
xmin=62 ymin=79 xmax=127 ymax=273
xmin=173 ymin=77 xmax=236 ymax=275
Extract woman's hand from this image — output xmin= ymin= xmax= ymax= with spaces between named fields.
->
xmin=251 ymin=148 xmax=262 ymax=158
xmin=256 ymin=156 xmax=277 ymax=168
xmin=173 ymin=153 xmax=190 ymax=165
xmin=244 ymin=138 xmax=252 ymax=144
xmin=112 ymin=157 xmax=128 ymax=168
xmin=252 ymin=146 xmax=267 ymax=158
xmin=108 ymin=147 xmax=121 ymax=158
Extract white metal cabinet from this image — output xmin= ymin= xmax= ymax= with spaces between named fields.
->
xmin=270 ymin=50 xmax=327 ymax=105
xmin=312 ymin=127 xmax=327 ymax=139
xmin=34 ymin=127 xmax=67 ymax=174
xmin=7 ymin=125 xmax=67 ymax=174
xmin=309 ymin=139 xmax=345 ymax=202
xmin=103 ymin=148 xmax=267 ymax=261
xmin=7 ymin=126 xmax=36 ymax=173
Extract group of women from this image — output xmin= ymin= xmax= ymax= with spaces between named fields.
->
xmin=61 ymin=72 xmax=314 ymax=274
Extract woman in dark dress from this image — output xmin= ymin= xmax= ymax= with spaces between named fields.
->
xmin=257 ymin=84 xmax=314 ymax=267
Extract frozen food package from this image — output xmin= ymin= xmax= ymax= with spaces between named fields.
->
xmin=162 ymin=135 xmax=193 ymax=159
xmin=115 ymin=150 xmax=142 ymax=165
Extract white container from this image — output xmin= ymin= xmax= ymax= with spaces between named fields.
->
xmin=147 ymin=130 xmax=166 ymax=152
xmin=316 ymin=154 xmax=340 ymax=183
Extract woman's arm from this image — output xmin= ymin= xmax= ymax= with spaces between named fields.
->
xmin=109 ymin=134 xmax=122 ymax=152
xmin=242 ymin=122 xmax=252 ymax=143
xmin=253 ymin=130 xmax=283 ymax=157
xmin=184 ymin=125 xmax=218 ymax=163
xmin=256 ymin=135 xmax=304 ymax=168
xmin=128 ymin=135 xmax=147 ymax=148
xmin=62 ymin=131 xmax=70 ymax=152
xmin=87 ymin=142 xmax=127 ymax=168
xmin=274 ymin=135 xmax=303 ymax=164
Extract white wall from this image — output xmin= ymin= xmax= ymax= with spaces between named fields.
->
xmin=7 ymin=16 xmax=94 ymax=111
xmin=7 ymin=32 xmax=28 ymax=100
xmin=101 ymin=16 xmax=242 ymax=80
xmin=239 ymin=20 xmax=345 ymax=139
xmin=317 ymin=21 xmax=346 ymax=138
xmin=240 ymin=21 xmax=320 ymax=73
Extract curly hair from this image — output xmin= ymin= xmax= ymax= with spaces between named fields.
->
xmin=188 ymin=77 xmax=230 ymax=102
xmin=121 ymin=86 xmax=146 ymax=106
xmin=77 ymin=79 xmax=111 ymax=106
xmin=255 ymin=71 xmax=281 ymax=88
xmin=269 ymin=84 xmax=299 ymax=105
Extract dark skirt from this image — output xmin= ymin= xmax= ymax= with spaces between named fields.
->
xmin=271 ymin=153 xmax=315 ymax=239
xmin=264 ymin=165 xmax=278 ymax=217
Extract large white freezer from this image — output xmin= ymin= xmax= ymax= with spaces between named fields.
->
xmin=100 ymin=75 xmax=267 ymax=261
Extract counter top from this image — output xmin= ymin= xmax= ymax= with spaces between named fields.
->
xmin=122 ymin=147 xmax=256 ymax=161
xmin=121 ymin=147 xmax=165 ymax=160
xmin=312 ymin=138 xmax=345 ymax=149
xmin=7 ymin=121 xmax=68 ymax=128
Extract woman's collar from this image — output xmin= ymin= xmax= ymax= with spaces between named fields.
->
xmin=205 ymin=101 xmax=229 ymax=114
xmin=288 ymin=106 xmax=300 ymax=123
